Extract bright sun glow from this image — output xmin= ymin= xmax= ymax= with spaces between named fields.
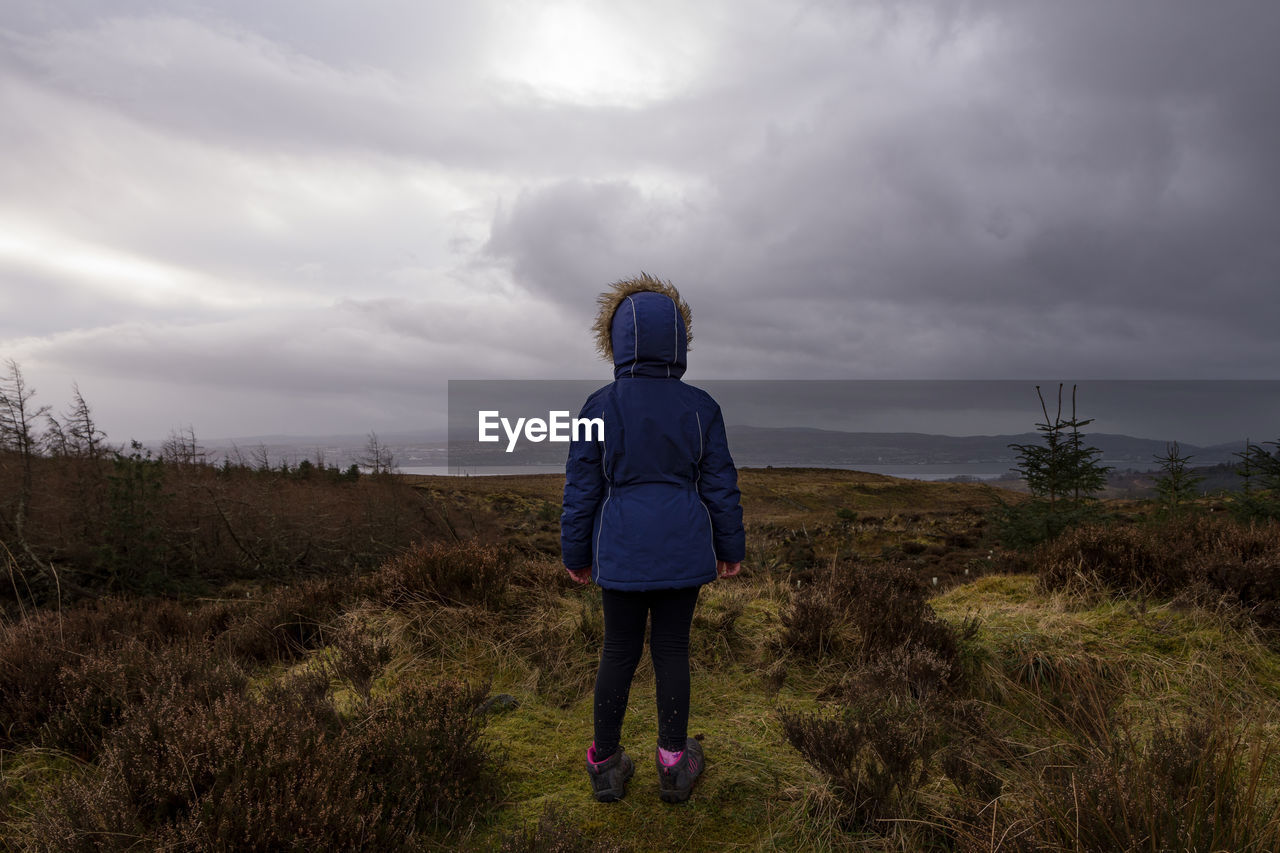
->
xmin=490 ymin=3 xmax=699 ymax=107
xmin=0 ymin=224 xmax=246 ymax=308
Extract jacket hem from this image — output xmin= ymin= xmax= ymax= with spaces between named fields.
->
xmin=595 ymin=571 xmax=716 ymax=591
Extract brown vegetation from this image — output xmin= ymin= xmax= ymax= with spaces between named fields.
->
xmin=4 ymin=451 xmax=1280 ymax=850
xmin=1037 ymin=514 xmax=1280 ymax=626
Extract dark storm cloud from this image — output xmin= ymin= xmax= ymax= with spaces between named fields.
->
xmin=0 ymin=10 xmax=726 ymax=173
xmin=3 ymin=0 xmax=1278 ymax=441
xmin=488 ymin=1 xmax=1280 ymax=378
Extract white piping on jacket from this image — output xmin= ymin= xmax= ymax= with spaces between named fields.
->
xmin=668 ymin=297 xmax=676 ymax=378
xmin=626 ymin=295 xmax=638 ymax=378
xmin=694 ymin=411 xmax=715 ymax=563
xmin=695 ymin=411 xmax=704 ymax=466
xmin=595 ymin=487 xmax=611 ymax=571
xmin=596 ymin=429 xmax=611 ymax=571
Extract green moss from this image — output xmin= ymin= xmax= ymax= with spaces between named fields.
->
xmin=471 ymin=663 xmax=839 ymax=851
xmin=935 ymin=573 xmax=1280 ymax=721
xmin=1 ymin=748 xmax=87 ymax=841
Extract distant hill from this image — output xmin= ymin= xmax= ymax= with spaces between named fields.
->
xmin=148 ymin=430 xmax=449 ymax=471
xmin=722 ymin=425 xmax=1243 ymax=468
xmin=177 ymin=425 xmax=1246 ymax=476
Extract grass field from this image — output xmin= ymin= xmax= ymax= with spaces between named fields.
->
xmin=4 ymin=468 xmax=1280 ymax=851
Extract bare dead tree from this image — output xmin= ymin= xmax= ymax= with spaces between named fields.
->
xmin=40 ymin=383 xmax=112 ymax=542
xmin=226 ymin=442 xmax=249 ymax=469
xmin=361 ymin=431 xmax=397 ymax=475
xmin=0 ymin=359 xmax=71 ymax=601
xmin=250 ymin=443 xmax=272 ymax=471
xmin=43 ymin=410 xmax=70 ymax=457
xmin=1 ymin=359 xmax=50 ymax=537
xmin=161 ymin=424 xmax=205 ymax=466
xmin=43 ymin=383 xmax=111 ymax=459
xmin=65 ymin=383 xmax=109 ymax=459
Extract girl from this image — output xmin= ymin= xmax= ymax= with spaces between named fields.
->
xmin=560 ymin=274 xmax=745 ymax=804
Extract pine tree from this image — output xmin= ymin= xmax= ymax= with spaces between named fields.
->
xmin=1008 ymin=385 xmax=1067 ymax=510
xmin=1152 ymin=440 xmax=1205 ymax=512
xmin=1062 ymin=385 xmax=1111 ymax=502
xmin=1231 ymin=438 xmax=1280 ymax=520
xmin=998 ymin=384 xmax=1111 ymax=547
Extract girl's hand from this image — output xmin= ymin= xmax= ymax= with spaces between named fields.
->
xmin=717 ymin=560 xmax=742 ymax=579
xmin=566 ymin=566 xmax=592 ymax=584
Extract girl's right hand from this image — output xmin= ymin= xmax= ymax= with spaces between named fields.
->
xmin=716 ymin=560 xmax=742 ymax=579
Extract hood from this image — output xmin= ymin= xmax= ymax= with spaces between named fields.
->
xmin=592 ymin=274 xmax=693 ymax=379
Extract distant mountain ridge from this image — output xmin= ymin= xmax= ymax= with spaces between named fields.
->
xmin=723 ymin=425 xmax=1242 ymax=468
xmin=178 ymin=426 xmax=1244 ymax=472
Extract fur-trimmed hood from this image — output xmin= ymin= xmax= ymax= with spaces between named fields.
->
xmin=592 ymin=274 xmax=693 ymax=379
xmin=593 ymin=273 xmax=692 ymax=361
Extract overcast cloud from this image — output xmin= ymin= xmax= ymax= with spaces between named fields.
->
xmin=2 ymin=1 xmax=1277 ymax=442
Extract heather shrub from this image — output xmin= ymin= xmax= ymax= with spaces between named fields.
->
xmin=40 ymin=638 xmax=246 ymax=760
xmin=326 ymin=620 xmax=393 ymax=701
xmin=339 ymin=679 xmax=500 ymax=836
xmin=836 ymin=560 xmax=963 ymax=659
xmin=1036 ymin=521 xmax=1178 ymax=594
xmin=779 ymin=535 xmax=818 ymax=571
xmin=779 ymin=694 xmax=951 ymax=838
xmin=852 ymin=640 xmax=956 ymax=702
xmin=1036 ymin=516 xmax=1280 ymax=628
xmin=779 ymin=559 xmax=975 ymax=698
xmin=367 ymin=540 xmax=513 ymax=610
xmin=33 ymin=670 xmax=339 ymax=851
xmin=0 ymin=615 xmax=80 ymax=748
xmin=779 ymin=584 xmax=842 ymax=659
xmin=948 ymin=708 xmax=1280 ymax=853
xmin=0 ymin=597 xmax=242 ymax=749
xmin=781 ymin=559 xmax=983 ymax=840
xmin=215 ymin=577 xmax=349 ymax=663
xmin=31 ymin=675 xmax=500 ymax=851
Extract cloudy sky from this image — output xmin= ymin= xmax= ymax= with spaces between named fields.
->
xmin=2 ymin=0 xmax=1278 ymax=443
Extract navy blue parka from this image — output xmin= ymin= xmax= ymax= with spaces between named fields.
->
xmin=560 ymin=290 xmax=745 ymax=590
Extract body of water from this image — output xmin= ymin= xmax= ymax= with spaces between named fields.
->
xmin=399 ymin=459 xmax=1145 ymax=481
xmin=400 ymin=465 xmax=565 ymax=477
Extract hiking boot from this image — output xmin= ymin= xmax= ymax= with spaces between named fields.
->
xmin=585 ymin=743 xmax=634 ymax=802
xmin=656 ymin=738 xmax=704 ymax=803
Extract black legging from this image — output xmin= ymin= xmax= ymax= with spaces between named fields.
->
xmin=593 ymin=585 xmax=701 ymax=759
